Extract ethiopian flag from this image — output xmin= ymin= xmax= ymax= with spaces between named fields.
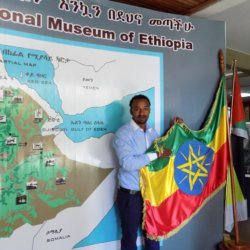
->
xmin=140 ymin=76 xmax=229 ymax=240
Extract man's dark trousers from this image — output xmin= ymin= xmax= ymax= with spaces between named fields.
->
xmin=117 ymin=188 xmax=160 ymax=250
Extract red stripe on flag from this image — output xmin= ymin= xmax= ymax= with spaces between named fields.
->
xmin=144 ymin=142 xmax=228 ymax=237
xmin=232 ymin=72 xmax=245 ymax=125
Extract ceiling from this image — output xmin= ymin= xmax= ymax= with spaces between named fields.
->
xmin=111 ymin=0 xmax=250 ymax=100
xmin=192 ymin=0 xmax=250 ymax=98
xmin=110 ymin=0 xmax=219 ymax=15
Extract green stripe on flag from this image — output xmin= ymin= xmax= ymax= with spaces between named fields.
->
xmin=232 ymin=120 xmax=248 ymax=139
xmin=233 ymin=120 xmax=248 ymax=130
xmin=146 ymin=76 xmax=227 ymax=172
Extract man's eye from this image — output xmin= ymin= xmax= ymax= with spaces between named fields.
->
xmin=132 ymin=107 xmax=149 ymax=112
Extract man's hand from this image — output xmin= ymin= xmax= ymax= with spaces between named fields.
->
xmin=157 ymin=148 xmax=172 ymax=158
xmin=173 ymin=116 xmax=184 ymax=124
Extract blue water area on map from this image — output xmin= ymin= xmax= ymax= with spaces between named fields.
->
xmin=59 ymin=88 xmax=155 ymax=142
xmin=73 ymin=203 xmax=144 ymax=249
xmin=0 ymin=44 xmax=63 ymax=113
xmin=0 ymin=45 xmax=155 ymax=142
xmin=73 ymin=203 xmax=121 ymax=248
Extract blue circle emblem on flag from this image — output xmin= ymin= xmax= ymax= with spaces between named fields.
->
xmin=174 ymin=139 xmax=214 ymax=196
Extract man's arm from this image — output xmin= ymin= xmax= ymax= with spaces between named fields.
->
xmin=113 ymin=131 xmax=172 ymax=171
xmin=113 ymin=132 xmax=152 ymax=171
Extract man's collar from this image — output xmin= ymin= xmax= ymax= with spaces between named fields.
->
xmin=130 ymin=119 xmax=152 ymax=132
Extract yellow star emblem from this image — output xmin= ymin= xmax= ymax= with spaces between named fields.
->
xmin=177 ymin=144 xmax=211 ymax=191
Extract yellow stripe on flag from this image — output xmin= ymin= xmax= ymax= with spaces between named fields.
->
xmin=140 ymin=157 xmax=178 ymax=207
xmin=208 ymin=106 xmax=227 ymax=152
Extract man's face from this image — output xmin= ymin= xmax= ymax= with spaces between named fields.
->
xmin=130 ymin=98 xmax=150 ymax=127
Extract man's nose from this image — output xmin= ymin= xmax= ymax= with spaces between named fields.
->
xmin=138 ymin=109 xmax=144 ymax=114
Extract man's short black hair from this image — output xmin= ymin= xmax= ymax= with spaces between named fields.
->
xmin=129 ymin=94 xmax=151 ymax=108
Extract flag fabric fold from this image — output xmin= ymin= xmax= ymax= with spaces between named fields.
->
xmin=225 ymin=168 xmax=248 ymax=232
xmin=140 ymin=76 xmax=229 ymax=240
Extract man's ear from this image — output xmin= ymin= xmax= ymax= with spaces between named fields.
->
xmin=130 ymin=108 xmax=132 ymax=115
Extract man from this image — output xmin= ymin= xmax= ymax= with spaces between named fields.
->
xmin=113 ymin=94 xmax=172 ymax=250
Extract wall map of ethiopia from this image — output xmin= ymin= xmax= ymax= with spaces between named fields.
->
xmin=0 ymin=30 xmax=162 ymax=250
